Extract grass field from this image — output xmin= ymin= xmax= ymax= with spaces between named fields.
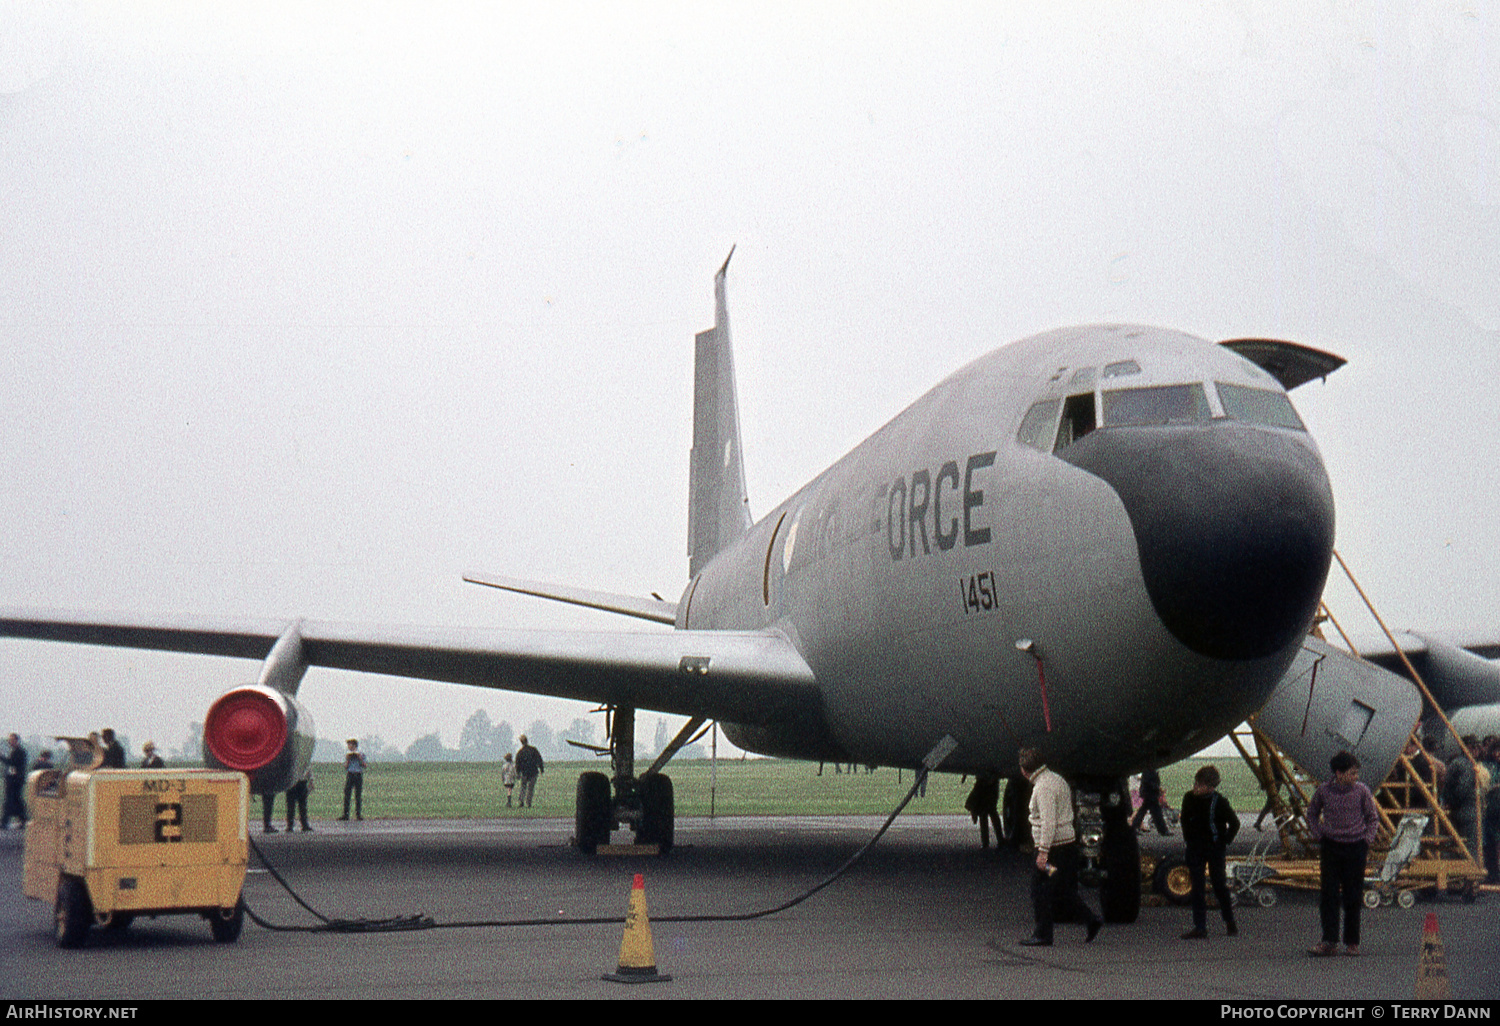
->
xmin=257 ymin=755 xmax=1269 ymax=822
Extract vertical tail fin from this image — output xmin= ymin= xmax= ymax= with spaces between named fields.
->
xmin=688 ymin=247 xmax=752 ymax=578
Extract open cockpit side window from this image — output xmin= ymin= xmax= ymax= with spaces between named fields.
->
xmin=1054 ymin=393 xmax=1096 ymax=451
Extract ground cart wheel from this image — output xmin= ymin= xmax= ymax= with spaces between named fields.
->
xmin=1256 ymin=888 xmax=1276 ymax=908
xmin=55 ymin=876 xmax=92 ymax=949
xmin=209 ymin=897 xmax=245 ymax=943
xmin=1397 ymin=890 xmax=1416 ymax=909
xmin=1362 ymin=889 xmax=1380 ymax=909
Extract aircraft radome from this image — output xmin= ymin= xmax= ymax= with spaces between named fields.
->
xmin=2 ymin=252 xmax=1488 ymax=922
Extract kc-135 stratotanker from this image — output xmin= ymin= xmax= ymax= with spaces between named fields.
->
xmin=8 ymin=251 xmax=1497 ymax=922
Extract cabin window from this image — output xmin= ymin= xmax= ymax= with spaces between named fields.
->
xmin=1101 ymin=383 xmax=1209 ymax=427
xmin=1215 ymin=382 xmax=1306 ymax=431
xmin=1017 ymin=399 xmax=1060 ymax=452
xmin=1053 ymin=393 xmax=1096 ymax=450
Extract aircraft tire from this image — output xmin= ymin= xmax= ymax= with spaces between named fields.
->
xmin=636 ymin=773 xmax=674 ymax=855
xmin=210 ymin=897 xmax=245 ymax=944
xmin=1099 ymin=798 xmax=1141 ymax=924
xmin=575 ymin=771 xmax=611 ymax=855
xmin=55 ymin=876 xmax=92 ymax=949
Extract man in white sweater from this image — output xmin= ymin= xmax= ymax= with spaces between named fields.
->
xmin=1018 ymin=746 xmax=1102 ymax=946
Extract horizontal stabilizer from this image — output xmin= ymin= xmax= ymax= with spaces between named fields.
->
xmin=463 ymin=572 xmax=677 ymax=625
xmin=0 ymin=606 xmax=815 ymax=726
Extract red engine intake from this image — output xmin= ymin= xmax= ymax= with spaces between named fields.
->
xmin=202 ymin=684 xmax=315 ymax=795
xmin=205 ymin=687 xmax=289 ymax=771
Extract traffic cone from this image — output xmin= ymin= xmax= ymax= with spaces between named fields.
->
xmin=1414 ymin=912 xmax=1450 ymax=999
xmin=603 ymin=873 xmax=671 ymax=984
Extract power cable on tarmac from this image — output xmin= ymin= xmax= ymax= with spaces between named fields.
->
xmin=243 ymin=735 xmax=959 ymax=935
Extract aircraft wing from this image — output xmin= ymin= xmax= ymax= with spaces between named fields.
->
xmin=0 ymin=607 xmax=819 ymax=726
xmin=1347 ymin=630 xmax=1500 ymax=711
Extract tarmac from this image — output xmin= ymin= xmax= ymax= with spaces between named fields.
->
xmin=2 ymin=814 xmax=1497 ymax=1002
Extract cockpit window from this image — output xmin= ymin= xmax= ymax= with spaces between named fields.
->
xmin=1017 ymin=399 xmax=1060 ymax=452
xmin=1102 ymin=360 xmax=1141 ymax=378
xmin=1102 ymin=383 xmax=1209 ymax=426
xmin=1216 ymin=382 xmax=1306 ymax=430
xmin=1054 ymin=393 xmax=1096 ymax=450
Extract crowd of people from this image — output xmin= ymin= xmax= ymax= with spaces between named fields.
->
xmin=999 ymin=736 xmax=1497 ymax=954
xmin=3 ymin=727 xmax=550 ymax=835
xmin=8 ymin=718 xmax=1497 ymax=952
xmin=3 ymin=727 xmax=158 ymax=830
xmin=1439 ymin=734 xmax=1500 ymax=885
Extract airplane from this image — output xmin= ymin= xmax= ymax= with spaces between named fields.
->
xmin=2 ymin=251 xmax=1489 ymax=922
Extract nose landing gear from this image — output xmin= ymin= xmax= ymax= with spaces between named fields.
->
xmin=1077 ymin=778 xmax=1142 ymax=924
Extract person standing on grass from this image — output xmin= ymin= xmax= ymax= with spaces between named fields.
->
xmin=1306 ymin=750 xmax=1379 ymax=957
xmin=515 ymin=735 xmax=544 ymax=808
xmin=501 ymin=752 xmax=518 ymax=808
xmin=339 ymin=738 xmax=367 ymax=821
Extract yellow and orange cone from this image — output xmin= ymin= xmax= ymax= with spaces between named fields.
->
xmin=603 ymin=873 xmax=671 ymax=984
xmin=1414 ymin=912 xmax=1449 ymax=999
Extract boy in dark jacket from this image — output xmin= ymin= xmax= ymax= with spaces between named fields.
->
xmin=1180 ymin=764 xmax=1239 ymax=939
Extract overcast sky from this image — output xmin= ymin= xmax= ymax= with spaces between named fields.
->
xmin=1 ymin=2 xmax=1496 ymax=759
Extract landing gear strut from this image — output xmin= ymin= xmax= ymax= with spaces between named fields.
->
xmin=1097 ymin=779 xmax=1141 ymax=923
xmin=572 ymin=706 xmax=704 ymax=855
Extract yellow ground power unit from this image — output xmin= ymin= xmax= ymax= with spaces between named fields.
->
xmin=22 ymin=743 xmax=250 ymax=948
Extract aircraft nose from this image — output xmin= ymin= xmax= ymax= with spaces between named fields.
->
xmin=1057 ymin=419 xmax=1334 ymax=661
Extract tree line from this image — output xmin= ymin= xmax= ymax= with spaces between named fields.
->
xmin=14 ymin=708 xmax=708 ymax=768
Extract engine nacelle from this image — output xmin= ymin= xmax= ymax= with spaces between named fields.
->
xmin=202 ymin=683 xmax=316 ymax=796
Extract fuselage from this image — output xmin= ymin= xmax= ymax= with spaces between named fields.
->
xmin=679 ymin=325 xmax=1335 ymax=778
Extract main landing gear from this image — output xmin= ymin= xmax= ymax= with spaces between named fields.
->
xmin=573 ymin=706 xmax=706 ymax=855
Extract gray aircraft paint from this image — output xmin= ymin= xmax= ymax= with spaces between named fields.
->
xmin=687 ymin=249 xmax=753 ymax=580
xmin=0 ymin=264 xmax=1414 ymax=787
xmin=685 ymin=315 xmax=1336 ymax=776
